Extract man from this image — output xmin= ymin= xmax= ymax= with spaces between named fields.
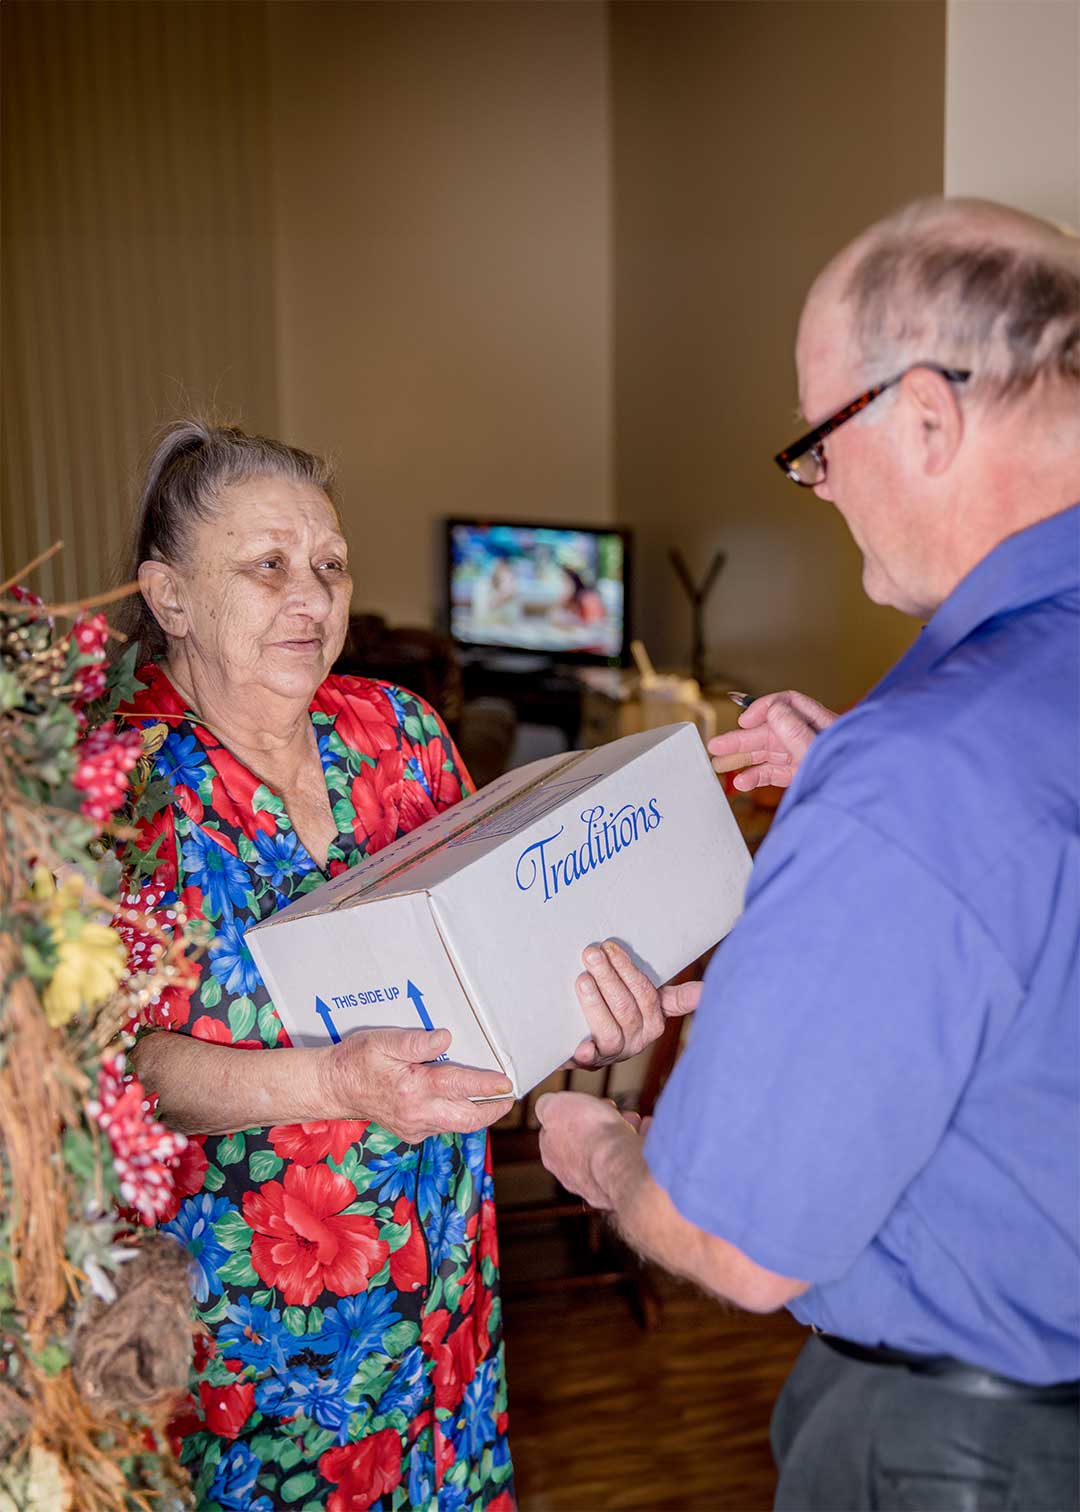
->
xmin=536 ymin=198 xmax=1080 ymax=1511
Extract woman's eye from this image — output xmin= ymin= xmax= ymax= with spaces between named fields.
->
xmin=258 ymin=558 xmax=283 ymax=570
xmin=318 ymin=560 xmax=347 ymax=573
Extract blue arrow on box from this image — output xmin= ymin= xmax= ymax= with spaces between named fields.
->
xmin=314 ymin=995 xmax=341 ymax=1044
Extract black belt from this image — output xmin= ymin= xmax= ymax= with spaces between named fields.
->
xmin=817 ymin=1333 xmax=1080 ymax=1404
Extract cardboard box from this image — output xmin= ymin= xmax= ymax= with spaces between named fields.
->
xmin=246 ymin=722 xmax=751 ymax=1097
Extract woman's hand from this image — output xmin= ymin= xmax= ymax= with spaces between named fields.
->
xmin=708 ymin=690 xmax=838 ymax=791
xmin=319 ymin=1026 xmax=515 ymax=1144
xmin=571 ymin=941 xmax=703 ymax=1069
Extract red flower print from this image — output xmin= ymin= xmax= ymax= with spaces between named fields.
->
xmin=242 ymin=1163 xmax=389 ymax=1307
xmin=318 ymin=1429 xmax=403 ymax=1511
xmin=173 ymin=783 xmax=205 ymax=827
xmin=421 ymin=1306 xmax=451 ymax=1355
xmin=350 ymin=748 xmax=405 ymax=852
xmin=268 ymin=1120 xmax=369 ymax=1166
xmin=190 ymin=1016 xmax=261 ymax=1050
xmin=488 ymin=1492 xmax=517 ymax=1511
xmin=388 ymin=1194 xmax=427 ymax=1293
xmin=210 ymin=768 xmax=277 ymax=837
xmin=158 ymin=1136 xmax=210 ymax=1223
xmin=166 ymin=1396 xmax=202 ymax=1459
xmin=479 ymin=1196 xmax=500 ymax=1270
xmin=321 ymin=683 xmax=399 ymax=760
xmin=198 ymin=1379 xmax=255 ymax=1441
xmin=433 ymin=1318 xmax=478 ymax=1413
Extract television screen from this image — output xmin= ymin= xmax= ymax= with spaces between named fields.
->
xmin=446 ymin=519 xmax=631 ymax=665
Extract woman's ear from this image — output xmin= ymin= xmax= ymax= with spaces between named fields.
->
xmin=902 ymin=366 xmax=964 ymax=477
xmin=138 ymin=560 xmax=188 ymax=639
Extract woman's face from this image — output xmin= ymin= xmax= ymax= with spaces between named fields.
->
xmin=157 ymin=474 xmax=352 ymax=703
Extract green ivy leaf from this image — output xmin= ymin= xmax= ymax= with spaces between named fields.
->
xmin=216 ymin=1132 xmax=247 ymax=1167
xmin=248 ymin=1149 xmax=284 ymax=1183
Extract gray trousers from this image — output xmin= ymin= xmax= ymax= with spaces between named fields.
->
xmin=771 ymin=1337 xmax=1080 ymax=1511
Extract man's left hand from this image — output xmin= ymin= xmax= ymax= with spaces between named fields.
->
xmin=534 ymin=1090 xmax=640 ymax=1210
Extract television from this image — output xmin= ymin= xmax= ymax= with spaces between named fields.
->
xmin=445 ymin=518 xmax=632 ymax=667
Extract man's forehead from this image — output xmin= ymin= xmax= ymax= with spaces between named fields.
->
xmin=795 ymin=286 xmax=856 ymax=415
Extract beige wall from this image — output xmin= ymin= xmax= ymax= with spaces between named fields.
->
xmin=610 ymin=1 xmax=947 ymax=710
xmin=946 ymin=0 xmax=1080 ymax=227
xmin=1 ymin=1 xmax=278 ymax=604
xmin=267 ymin=1 xmax=614 ymax=630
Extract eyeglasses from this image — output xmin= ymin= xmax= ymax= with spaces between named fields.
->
xmin=774 ymin=363 xmax=971 ymax=487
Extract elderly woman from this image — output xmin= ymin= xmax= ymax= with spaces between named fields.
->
xmin=115 ymin=421 xmax=520 ymax=1511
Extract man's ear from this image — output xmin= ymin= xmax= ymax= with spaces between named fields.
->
xmin=137 ymin=560 xmax=188 ymax=640
xmin=901 ymin=366 xmax=964 ymax=477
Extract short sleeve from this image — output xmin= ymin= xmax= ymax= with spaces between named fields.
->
xmin=644 ymin=798 xmax=1023 ymax=1283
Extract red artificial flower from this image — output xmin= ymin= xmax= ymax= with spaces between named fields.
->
xmin=350 ymin=749 xmax=405 ymax=852
xmin=268 ymin=1120 xmax=369 ymax=1167
xmin=73 ymin=720 xmax=142 ymax=825
xmin=88 ymin=1053 xmax=188 ymax=1225
xmin=388 ymin=1195 xmax=428 ymax=1294
xmin=198 ymin=1379 xmax=255 ymax=1441
xmin=242 ymin=1163 xmax=389 ymax=1307
xmin=318 ymin=1429 xmax=403 ymax=1512
xmin=70 ymin=612 xmax=109 ymax=712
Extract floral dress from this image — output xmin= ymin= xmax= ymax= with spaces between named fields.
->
xmin=118 ymin=665 xmax=515 ymax=1512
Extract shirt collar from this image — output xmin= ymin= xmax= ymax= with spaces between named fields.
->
xmin=877 ymin=503 xmax=1080 ymax=691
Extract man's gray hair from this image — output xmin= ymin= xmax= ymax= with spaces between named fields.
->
xmin=842 ymin=199 xmax=1080 ymax=404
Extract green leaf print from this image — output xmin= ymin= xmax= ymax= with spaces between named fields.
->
xmin=217 ymin=1251 xmax=258 ymax=1287
xmin=278 ymin=1441 xmax=305 ymax=1473
xmin=324 ymin=766 xmax=350 ymax=797
xmin=199 ymin=1293 xmax=229 ymax=1327
xmin=237 ymin=834 xmax=258 ymax=864
xmin=282 ymin=1306 xmax=306 ymax=1336
xmin=306 ymin=1306 xmax=324 ymax=1335
xmin=200 ymin=975 xmax=223 ymax=1010
xmin=379 ymin=1219 xmax=411 ymax=1254
xmin=301 ymin=1428 xmax=339 ymax=1460
xmin=327 ymin=1146 xmax=362 ymax=1183
xmin=332 ymin=796 xmax=355 ymax=831
xmin=202 ymin=1163 xmax=226 ymax=1192
xmin=252 ymin=783 xmax=286 ymax=816
xmin=381 ymin=1319 xmax=419 ymax=1358
xmin=363 ymin=1125 xmax=403 ymax=1157
xmin=455 ymin=1168 xmax=473 ymax=1217
xmin=248 ymin=1148 xmax=284 ymax=1182
xmin=257 ymin=1000 xmax=283 ymax=1043
xmin=214 ymin=1209 xmax=252 ymax=1251
xmin=281 ymin=1471 xmax=318 ymax=1503
xmin=250 ymin=1288 xmax=275 ymax=1309
xmin=216 ymin=1132 xmax=246 ymax=1166
xmin=228 ymin=995 xmax=257 ymax=1041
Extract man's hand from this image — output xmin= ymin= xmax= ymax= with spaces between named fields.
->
xmin=570 ymin=941 xmax=703 ymax=1069
xmin=320 ymin=1026 xmax=514 ymax=1144
xmin=534 ymin=1090 xmax=641 ymax=1209
xmin=708 ymin=689 xmax=837 ymax=791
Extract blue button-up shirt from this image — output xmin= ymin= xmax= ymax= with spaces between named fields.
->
xmin=646 ymin=505 xmax=1080 ymax=1384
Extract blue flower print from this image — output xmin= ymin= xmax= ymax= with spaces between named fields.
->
xmin=451 ymin=1355 xmax=499 ymax=1461
xmin=407 ymin=1444 xmax=435 ymax=1507
xmin=217 ymin=1295 xmax=293 ymax=1372
xmin=435 ymin=1481 xmax=472 ymax=1512
xmin=157 ymin=731 xmax=208 ymax=792
xmin=317 ymin=729 xmax=337 ymax=773
xmin=162 ymin=1194 xmax=232 ymax=1304
xmin=180 ymin=826 xmax=250 ymax=920
xmin=368 ymin=1146 xmax=419 ymax=1204
xmin=256 ymin=1365 xmax=353 ymax=1441
xmin=404 ymin=753 xmax=434 ymax=800
xmin=418 ymin=1137 xmax=454 ymax=1219
xmin=376 ymin=1344 xmax=427 ymax=1422
xmin=252 ymin=829 xmax=315 ymax=889
xmin=314 ymin=1288 xmax=402 ymax=1367
xmin=208 ymin=915 xmax=263 ymax=997
xmin=427 ymin=1203 xmax=468 ymax=1272
xmin=462 ymin=1129 xmax=487 ymax=1192
xmin=207 ymin=1441 xmax=274 ymax=1512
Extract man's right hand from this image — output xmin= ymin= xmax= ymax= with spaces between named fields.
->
xmin=708 ymin=690 xmax=837 ymax=791
xmin=319 ymin=1026 xmax=515 ymax=1144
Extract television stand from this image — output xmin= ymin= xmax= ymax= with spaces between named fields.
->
xmin=460 ymin=653 xmax=584 ymax=750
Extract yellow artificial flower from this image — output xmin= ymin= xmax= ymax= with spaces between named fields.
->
xmin=140 ymin=721 xmax=169 ymax=758
xmin=43 ymin=919 xmax=126 ymax=1027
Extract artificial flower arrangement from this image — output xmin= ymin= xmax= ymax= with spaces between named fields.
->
xmin=0 ymin=554 xmax=205 ymax=1511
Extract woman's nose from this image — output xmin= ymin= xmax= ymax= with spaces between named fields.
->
xmin=286 ymin=565 xmax=334 ymax=618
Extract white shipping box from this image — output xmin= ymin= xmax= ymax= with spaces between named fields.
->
xmin=246 ymin=722 xmax=752 ymax=1098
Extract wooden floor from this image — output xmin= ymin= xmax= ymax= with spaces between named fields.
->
xmin=500 ymin=1254 xmax=807 ymax=1512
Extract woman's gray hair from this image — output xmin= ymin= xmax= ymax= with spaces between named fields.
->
xmin=842 ymin=198 xmax=1080 ymax=404
xmin=115 ymin=419 xmax=336 ymax=665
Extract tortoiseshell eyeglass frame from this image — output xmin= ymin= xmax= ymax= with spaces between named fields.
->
xmin=774 ymin=363 xmax=972 ymax=487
